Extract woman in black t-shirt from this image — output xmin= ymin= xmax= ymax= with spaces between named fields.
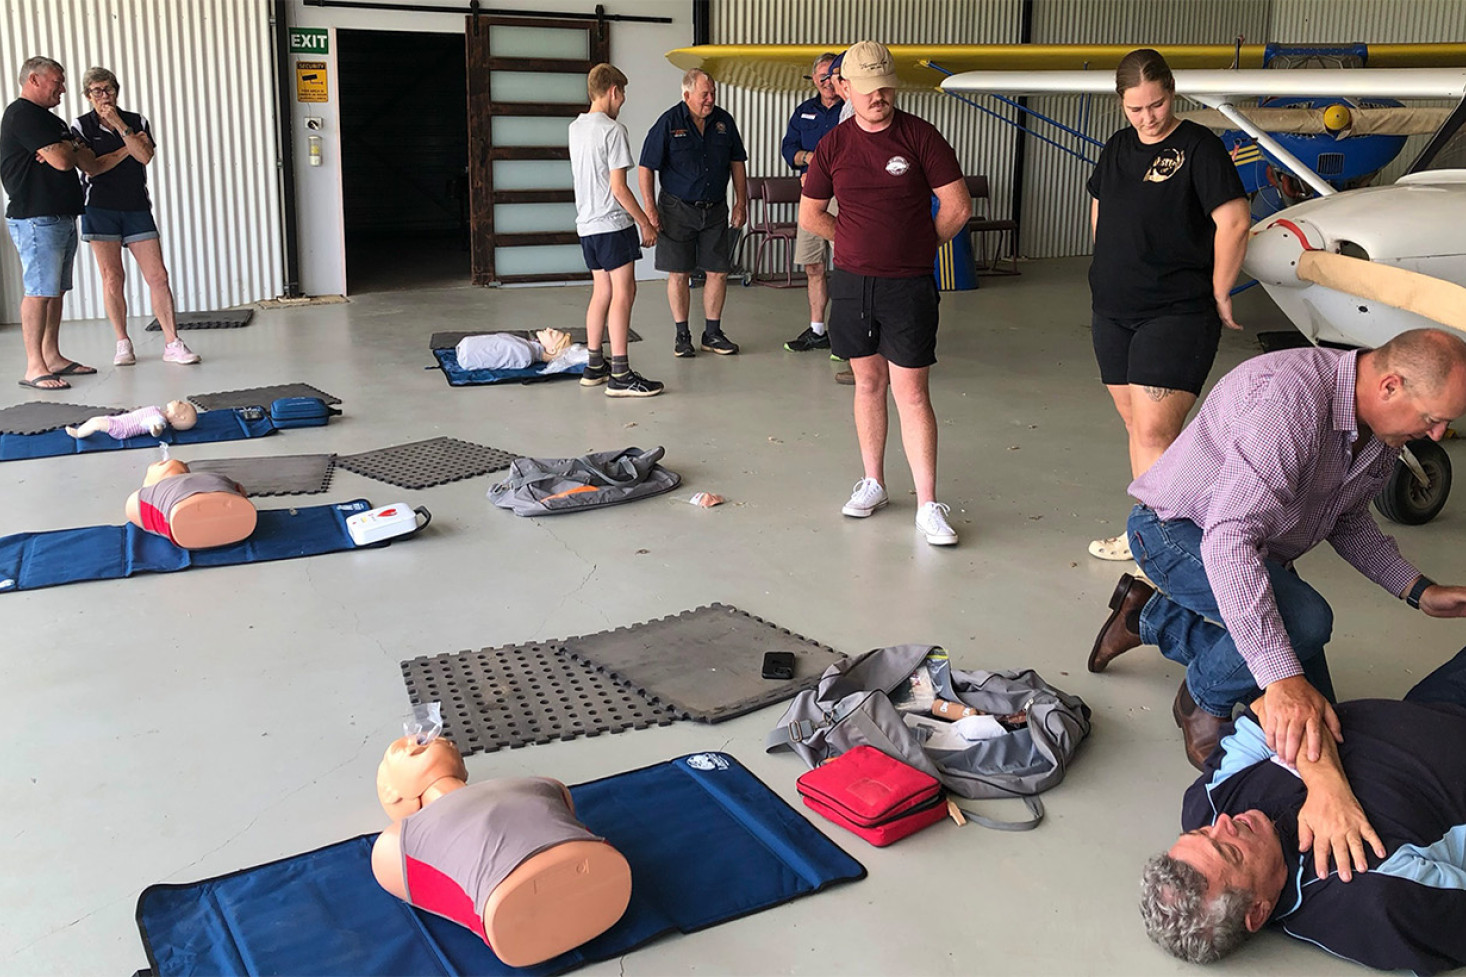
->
xmin=72 ymin=67 xmax=199 ymax=367
xmin=1084 ymin=49 xmax=1249 ymax=564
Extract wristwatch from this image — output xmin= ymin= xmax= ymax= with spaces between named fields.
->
xmin=1406 ymin=575 xmax=1435 ymax=609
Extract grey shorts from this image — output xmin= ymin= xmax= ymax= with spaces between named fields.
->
xmin=655 ymin=192 xmax=732 ymax=274
xmin=795 ymin=196 xmax=835 ymax=267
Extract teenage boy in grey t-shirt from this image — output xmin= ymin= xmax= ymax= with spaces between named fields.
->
xmin=568 ymin=64 xmax=661 ymax=398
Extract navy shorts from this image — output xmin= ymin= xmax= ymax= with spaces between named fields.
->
xmin=654 ymin=192 xmax=732 ymax=274
xmin=1091 ymin=309 xmax=1221 ymax=395
xmin=580 ymin=225 xmax=641 ymax=272
xmin=828 ymin=268 xmax=940 ymax=369
xmin=81 ymin=206 xmax=159 ymax=245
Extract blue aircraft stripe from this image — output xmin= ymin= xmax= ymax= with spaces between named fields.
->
xmin=1373 ymin=824 xmax=1466 ymax=891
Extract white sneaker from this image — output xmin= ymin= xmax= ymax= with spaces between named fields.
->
xmin=1088 ymin=534 xmax=1132 ymax=561
xmin=163 ymin=339 xmax=201 ymax=365
xmin=841 ymin=477 xmax=888 ymax=517
xmin=916 ymin=501 xmax=959 ymax=546
xmin=114 ymin=339 xmax=136 ymax=366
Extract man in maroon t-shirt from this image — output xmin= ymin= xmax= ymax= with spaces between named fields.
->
xmin=799 ymin=41 xmax=971 ymax=546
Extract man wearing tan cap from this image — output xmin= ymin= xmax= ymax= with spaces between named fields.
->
xmin=799 ymin=40 xmax=971 ymax=546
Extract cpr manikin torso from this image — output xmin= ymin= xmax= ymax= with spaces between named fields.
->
xmin=371 ymin=735 xmax=632 ymax=967
xmin=124 ymin=458 xmax=257 ymax=549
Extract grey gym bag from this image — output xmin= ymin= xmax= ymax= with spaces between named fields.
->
xmin=488 ymin=446 xmax=681 ymax=516
xmin=766 ymin=644 xmax=1091 ymax=831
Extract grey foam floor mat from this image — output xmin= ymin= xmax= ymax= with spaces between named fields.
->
xmin=400 ymin=641 xmax=677 ymax=756
xmin=146 ymin=310 xmax=254 ymax=331
xmin=562 ymin=603 xmax=846 ymax=723
xmin=430 ymin=327 xmax=641 ymax=349
xmin=336 ymin=436 xmax=515 ymax=489
xmin=188 ymin=382 xmax=341 ymax=411
xmin=188 ymin=453 xmax=336 ymax=497
xmin=0 ymin=401 xmax=126 ymax=435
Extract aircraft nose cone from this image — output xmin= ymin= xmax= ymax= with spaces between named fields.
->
xmin=1244 ymin=218 xmax=1321 ymax=287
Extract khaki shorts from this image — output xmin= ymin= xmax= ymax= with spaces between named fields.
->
xmin=795 ymin=197 xmax=836 ymax=268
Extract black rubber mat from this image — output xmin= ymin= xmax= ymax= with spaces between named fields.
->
xmin=188 ymin=453 xmax=336 ymax=497
xmin=562 ymin=603 xmax=846 ymax=723
xmin=430 ymin=327 xmax=641 ymax=350
xmin=0 ymin=401 xmax=126 ymax=435
xmin=146 ymin=310 xmax=254 ymax=331
xmin=188 ymin=383 xmax=340 ymax=411
xmin=400 ymin=641 xmax=677 ymax=757
xmin=336 ymin=436 xmax=515 ymax=489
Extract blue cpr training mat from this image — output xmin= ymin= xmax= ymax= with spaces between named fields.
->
xmin=432 ymin=347 xmax=584 ymax=387
xmin=135 ymin=752 xmax=865 ymax=976
xmin=0 ymin=499 xmax=375 ymax=593
xmin=0 ymin=407 xmax=276 ymax=461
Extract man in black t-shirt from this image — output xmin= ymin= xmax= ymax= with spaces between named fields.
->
xmin=1139 ymin=647 xmax=1466 ymax=973
xmin=1 ymin=57 xmax=100 ymax=389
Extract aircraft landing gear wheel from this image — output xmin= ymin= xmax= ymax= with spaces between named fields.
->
xmin=1374 ymin=439 xmax=1452 ymax=525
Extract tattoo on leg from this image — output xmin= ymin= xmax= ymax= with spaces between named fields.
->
xmin=1142 ymin=386 xmax=1178 ymax=402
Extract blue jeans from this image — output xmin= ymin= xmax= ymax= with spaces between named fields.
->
xmin=5 ymin=215 xmax=78 ymax=296
xmin=1127 ymin=504 xmax=1337 ymax=718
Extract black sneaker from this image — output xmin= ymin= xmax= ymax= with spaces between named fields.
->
xmin=785 ymin=327 xmax=830 ymax=352
xmin=701 ymin=332 xmax=740 ymax=355
xmin=606 ymin=370 xmax=665 ymax=398
xmin=674 ymin=334 xmax=697 ymax=358
xmin=579 ymin=362 xmax=610 ymax=387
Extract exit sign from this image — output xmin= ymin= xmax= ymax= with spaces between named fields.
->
xmin=289 ymin=28 xmax=329 ymax=55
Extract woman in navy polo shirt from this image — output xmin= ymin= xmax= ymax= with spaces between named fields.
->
xmin=71 ymin=67 xmax=198 ymax=366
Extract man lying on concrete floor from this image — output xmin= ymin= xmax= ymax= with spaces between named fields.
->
xmin=1139 ymin=645 xmax=1466 ymax=974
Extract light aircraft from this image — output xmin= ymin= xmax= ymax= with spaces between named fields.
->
xmin=672 ymin=45 xmax=1466 ymax=523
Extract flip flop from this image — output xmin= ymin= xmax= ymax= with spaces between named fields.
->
xmin=53 ymin=361 xmax=97 ymax=376
xmin=1088 ymin=534 xmax=1133 ymax=561
xmin=18 ymin=373 xmax=70 ymax=390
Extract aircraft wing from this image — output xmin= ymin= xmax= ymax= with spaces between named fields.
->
xmin=1178 ymin=106 xmax=1454 ymax=135
xmin=940 ymin=68 xmax=1466 ymax=100
xmin=668 ymin=44 xmax=1466 ymax=93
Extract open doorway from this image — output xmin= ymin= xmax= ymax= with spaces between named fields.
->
xmin=338 ymin=29 xmax=468 ymax=293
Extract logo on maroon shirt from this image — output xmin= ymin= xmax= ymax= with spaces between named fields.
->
xmin=1143 ymin=148 xmax=1186 ymax=183
xmin=885 ymin=155 xmax=910 ymax=176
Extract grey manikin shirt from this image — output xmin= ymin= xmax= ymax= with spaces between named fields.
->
xmin=398 ymin=778 xmax=600 ymax=914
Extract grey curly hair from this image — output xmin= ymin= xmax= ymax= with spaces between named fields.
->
xmin=1139 ymin=854 xmax=1255 ymax=964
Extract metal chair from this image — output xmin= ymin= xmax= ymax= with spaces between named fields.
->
xmin=753 ymin=176 xmax=805 ymax=288
xmin=965 ymin=175 xmax=1020 ymax=276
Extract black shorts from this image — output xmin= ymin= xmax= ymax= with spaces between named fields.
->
xmin=1091 ymin=309 xmax=1221 ymax=395
xmin=580 ymin=225 xmax=641 ymax=271
xmin=828 ymin=269 xmax=940 ymax=369
xmin=655 ymin=193 xmax=732 ymax=274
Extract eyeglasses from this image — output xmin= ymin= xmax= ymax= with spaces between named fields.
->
xmin=86 ymin=86 xmax=116 ymax=97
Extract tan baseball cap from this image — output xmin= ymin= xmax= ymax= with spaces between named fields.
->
xmin=842 ymin=40 xmax=897 ymax=94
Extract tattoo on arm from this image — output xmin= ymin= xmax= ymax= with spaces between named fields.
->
xmin=1142 ymin=385 xmax=1179 ymax=402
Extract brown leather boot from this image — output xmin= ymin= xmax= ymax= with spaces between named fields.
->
xmin=1088 ymin=573 xmax=1154 ymax=673
xmin=1173 ymin=682 xmax=1226 ymax=770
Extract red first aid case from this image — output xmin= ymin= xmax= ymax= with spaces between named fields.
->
xmin=796 ymin=745 xmax=947 ymax=847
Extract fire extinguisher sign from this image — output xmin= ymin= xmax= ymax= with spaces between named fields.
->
xmin=295 ymin=61 xmax=328 ymax=103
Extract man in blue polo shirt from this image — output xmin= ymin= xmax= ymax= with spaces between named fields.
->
xmin=781 ymin=52 xmax=843 ymax=356
xmin=1139 ymin=646 xmax=1466 ymax=973
xmin=638 ymin=68 xmax=748 ymax=358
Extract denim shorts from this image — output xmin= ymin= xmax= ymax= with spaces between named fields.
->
xmin=580 ymin=225 xmax=641 ymax=272
xmin=81 ymin=206 xmax=160 ymax=245
xmin=5 ymin=215 xmax=78 ymax=297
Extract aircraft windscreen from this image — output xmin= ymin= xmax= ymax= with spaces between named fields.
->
xmin=1410 ymin=101 xmax=1466 ymax=172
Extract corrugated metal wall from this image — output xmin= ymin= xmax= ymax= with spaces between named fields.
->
xmin=1270 ymin=0 xmax=1466 ymax=186
xmin=0 ymin=0 xmax=282 ymax=323
xmin=711 ymin=0 xmax=1023 ymax=273
xmin=1023 ymin=0 xmax=1273 ymax=257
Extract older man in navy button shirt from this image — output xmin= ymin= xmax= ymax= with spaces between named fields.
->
xmin=638 ymin=68 xmax=748 ymax=358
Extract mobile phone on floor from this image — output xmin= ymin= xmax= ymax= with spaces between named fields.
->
xmin=762 ymin=651 xmax=795 ymax=680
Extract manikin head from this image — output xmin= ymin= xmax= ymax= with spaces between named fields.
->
xmin=1356 ymin=328 xmax=1466 ymax=448
xmin=376 ymin=734 xmax=469 ymax=821
xmin=163 ymin=400 xmax=198 ymax=430
xmin=1115 ymin=48 xmax=1177 ymax=144
xmin=19 ymin=56 xmax=65 ymax=107
xmin=680 ymin=68 xmax=716 ymax=121
xmin=841 ymin=41 xmax=897 ymax=130
xmin=1139 ymin=810 xmax=1289 ymax=963
xmin=143 ymin=458 xmax=191 ymax=486
xmin=535 ymin=328 xmax=573 ymax=359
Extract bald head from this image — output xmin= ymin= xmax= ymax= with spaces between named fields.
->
xmin=1358 ymin=328 xmax=1466 ymax=447
xmin=1374 ymin=328 xmax=1466 ymax=396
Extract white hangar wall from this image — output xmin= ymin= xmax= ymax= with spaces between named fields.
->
xmin=0 ymin=0 xmax=282 ymax=323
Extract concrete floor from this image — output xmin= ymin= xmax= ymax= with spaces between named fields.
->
xmin=4 ymin=258 xmax=1462 ymax=976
